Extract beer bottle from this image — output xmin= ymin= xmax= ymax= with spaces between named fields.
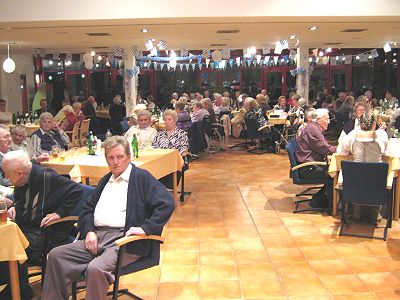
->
xmin=131 ymin=133 xmax=139 ymax=159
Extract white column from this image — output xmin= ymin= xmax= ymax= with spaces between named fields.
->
xmin=124 ymin=50 xmax=137 ymax=117
xmin=296 ymin=47 xmax=310 ymax=101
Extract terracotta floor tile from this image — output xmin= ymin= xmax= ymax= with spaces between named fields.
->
xmin=233 ymin=249 xmax=270 ymax=264
xmin=199 ymin=264 xmax=238 ymax=281
xmin=300 ymin=245 xmax=341 ymax=260
xmin=197 ymin=228 xmax=229 ymax=239
xmin=331 ymin=244 xmax=375 ymax=259
xmin=229 ymin=237 xmax=265 ymax=250
xmin=345 ymin=257 xmax=391 ymax=273
xmin=358 ymin=272 xmax=400 ymax=291
xmin=379 ymin=256 xmax=400 ymax=272
xmin=198 ymin=238 xmax=232 ymax=251
xmin=333 ymin=293 xmax=378 ymax=300
xmin=157 ymin=282 xmax=199 ymax=300
xmin=240 ymin=277 xmax=284 ymax=298
xmin=236 ymin=263 xmax=277 ymax=281
xmin=318 ymin=274 xmax=369 ymax=294
xmin=199 ymin=251 xmax=235 ymax=265
xmin=288 ymin=296 xmax=332 ymax=300
xmin=262 ymin=235 xmax=298 ymax=248
xmin=122 ymin=266 xmax=160 ymax=283
xmin=160 ymin=265 xmax=198 ymax=282
xmin=308 ymin=260 xmax=353 ymax=275
xmin=293 ymin=235 xmax=330 ymax=247
xmin=268 ymin=247 xmax=306 ymax=261
xmin=374 ymin=291 xmax=400 ymax=299
xmin=114 ymin=281 xmax=158 ymax=299
xmin=281 ymin=276 xmax=329 ymax=296
xmin=162 ymin=250 xmax=198 ymax=265
xmin=199 ymin=280 xmax=242 ymax=299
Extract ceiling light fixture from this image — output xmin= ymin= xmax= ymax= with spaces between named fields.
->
xmin=2 ymin=44 xmax=16 ymax=73
xmin=90 ymin=50 xmax=96 ymax=57
xmin=309 ymin=26 xmax=318 ymax=31
xmin=97 ymin=55 xmax=102 ymax=61
xmin=141 ymin=29 xmax=149 ymax=33
xmin=49 ymin=60 xmax=53 ymax=65
xmin=289 ymin=35 xmax=296 ymax=40
xmin=326 ymin=48 xmax=332 ymax=53
xmin=383 ymin=43 xmax=391 ymax=53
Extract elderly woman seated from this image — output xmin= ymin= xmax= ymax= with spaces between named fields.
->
xmin=244 ymin=97 xmax=268 ymax=128
xmin=152 ymin=109 xmax=189 ymax=154
xmin=124 ymin=110 xmax=157 ymax=147
xmin=337 ymin=112 xmax=389 ymax=223
xmin=175 ymin=101 xmax=192 ymax=131
xmin=191 ymin=101 xmax=210 ymax=123
xmin=31 ymin=112 xmax=70 ymax=156
xmin=72 ymin=102 xmax=86 ymax=122
xmin=60 ymin=105 xmax=79 ymax=132
xmin=11 ymin=125 xmax=34 ymax=158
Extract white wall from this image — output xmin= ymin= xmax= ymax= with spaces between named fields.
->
xmin=0 ymin=54 xmax=35 ymax=113
xmin=0 ymin=0 xmax=399 ymax=21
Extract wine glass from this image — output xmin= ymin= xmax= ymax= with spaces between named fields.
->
xmin=0 ymin=195 xmax=7 ymax=223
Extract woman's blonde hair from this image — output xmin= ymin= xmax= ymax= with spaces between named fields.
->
xmin=163 ymin=109 xmax=178 ymax=122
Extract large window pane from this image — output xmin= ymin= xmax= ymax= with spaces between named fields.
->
xmin=45 ymin=71 xmax=66 ymax=112
xmin=309 ymin=66 xmax=327 ymax=100
xmin=138 ymin=73 xmax=152 ymax=99
xmin=266 ymin=71 xmax=282 ymax=103
xmin=286 ymin=70 xmax=297 ymax=98
xmin=242 ymin=68 xmax=261 ymax=97
xmin=200 ymin=71 xmax=218 ymax=93
xmin=220 ymin=68 xmax=240 ymax=92
xmin=156 ymin=70 xmax=177 ymax=108
xmin=176 ymin=69 xmax=199 ymax=95
xmin=331 ymin=68 xmax=348 ymax=96
xmin=90 ymin=71 xmax=113 ymax=106
xmin=68 ymin=73 xmax=87 ymax=101
xmin=352 ymin=65 xmax=373 ymax=96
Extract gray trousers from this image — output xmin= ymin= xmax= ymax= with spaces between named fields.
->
xmin=41 ymin=229 xmax=140 ymax=300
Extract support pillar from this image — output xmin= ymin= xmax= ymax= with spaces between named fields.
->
xmin=124 ymin=50 xmax=138 ymax=117
xmin=296 ymin=47 xmax=310 ymax=101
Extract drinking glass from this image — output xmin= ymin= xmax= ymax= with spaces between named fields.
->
xmin=0 ymin=198 xmax=7 ymax=223
xmin=51 ymin=145 xmax=60 ymax=159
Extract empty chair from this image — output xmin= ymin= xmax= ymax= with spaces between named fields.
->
xmin=339 ymin=160 xmax=392 ymax=240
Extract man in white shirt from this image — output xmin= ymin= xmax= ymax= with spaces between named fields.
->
xmin=124 ymin=110 xmax=157 ymax=147
xmin=42 ymin=136 xmax=175 ymax=300
xmin=11 ymin=125 xmax=34 ymax=158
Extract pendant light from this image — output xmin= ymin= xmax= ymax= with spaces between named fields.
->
xmin=3 ymin=44 xmax=16 ymax=73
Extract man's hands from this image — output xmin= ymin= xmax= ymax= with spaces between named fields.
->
xmin=40 ymin=212 xmax=61 ymax=227
xmin=7 ymin=207 xmax=16 ymax=220
xmin=125 ymin=226 xmax=146 ymax=237
xmin=36 ymin=153 xmax=50 ymax=163
xmin=85 ymin=231 xmax=98 ymax=255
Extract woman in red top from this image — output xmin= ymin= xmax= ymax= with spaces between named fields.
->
xmin=60 ymin=105 xmax=78 ymax=133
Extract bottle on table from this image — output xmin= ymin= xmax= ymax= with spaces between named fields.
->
xmin=87 ymin=131 xmax=96 ymax=155
xmin=131 ymin=133 xmax=139 ymax=159
xmin=105 ymin=129 xmax=112 ymax=139
xmin=12 ymin=112 xmax=16 ymax=125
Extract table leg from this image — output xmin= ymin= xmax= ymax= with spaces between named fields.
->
xmin=9 ymin=261 xmax=20 ymax=300
xmin=394 ymin=175 xmax=400 ymax=221
xmin=332 ymin=174 xmax=338 ymax=216
xmin=173 ymin=171 xmax=177 ymax=199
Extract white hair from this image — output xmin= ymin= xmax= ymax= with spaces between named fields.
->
xmin=315 ymin=108 xmax=329 ymax=119
xmin=3 ymin=150 xmax=32 ymax=171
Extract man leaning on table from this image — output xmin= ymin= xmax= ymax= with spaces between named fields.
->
xmin=296 ymin=108 xmax=337 ymax=209
xmin=41 ymin=136 xmax=175 ymax=300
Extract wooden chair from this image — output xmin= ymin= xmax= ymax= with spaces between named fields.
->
xmin=65 ymin=122 xmax=80 ymax=147
xmin=79 ymin=119 xmax=90 ymax=146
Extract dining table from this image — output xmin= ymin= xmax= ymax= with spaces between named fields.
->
xmin=328 ymin=153 xmax=400 ymax=219
xmin=0 ymin=220 xmax=30 ymax=300
xmin=41 ymin=147 xmax=184 ymax=198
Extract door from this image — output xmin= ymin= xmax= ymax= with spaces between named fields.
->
xmin=263 ymin=66 xmax=295 ymax=103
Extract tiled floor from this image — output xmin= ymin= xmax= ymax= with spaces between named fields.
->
xmin=82 ymin=145 xmax=400 ymax=299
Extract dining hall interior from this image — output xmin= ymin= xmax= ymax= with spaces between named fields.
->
xmin=2 ymin=0 xmax=400 ymax=299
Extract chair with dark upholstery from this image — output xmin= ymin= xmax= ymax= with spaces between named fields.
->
xmin=285 ymin=139 xmax=326 ymax=213
xmin=119 ymin=120 xmax=130 ymax=134
xmin=71 ymin=234 xmax=164 ymax=300
xmin=339 ymin=160 xmax=392 ymax=240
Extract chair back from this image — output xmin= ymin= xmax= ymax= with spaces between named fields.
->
xmin=203 ymin=115 xmax=213 ymax=136
xmin=119 ymin=120 xmax=130 ymax=134
xmin=79 ymin=119 xmax=91 ymax=146
xmin=285 ymin=139 xmax=301 ymax=182
xmin=71 ymin=184 xmax=95 ymax=216
xmin=70 ymin=122 xmax=80 ymax=147
xmin=341 ymin=160 xmax=388 ymax=206
xmin=244 ymin=118 xmax=260 ymax=139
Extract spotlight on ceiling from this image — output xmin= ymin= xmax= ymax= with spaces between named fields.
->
xmin=383 ymin=43 xmax=391 ymax=53
xmin=309 ymin=26 xmax=318 ymax=31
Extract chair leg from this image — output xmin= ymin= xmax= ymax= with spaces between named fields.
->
xmin=293 ymin=198 xmax=327 ymax=213
xmin=339 ymin=202 xmax=347 ymax=236
xmin=71 ymin=282 xmax=77 ymax=300
xmin=180 ymin=171 xmax=192 ymax=203
xmin=295 ymin=186 xmax=322 ymax=197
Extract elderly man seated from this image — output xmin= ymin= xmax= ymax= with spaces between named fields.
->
xmin=1 ymin=150 xmax=82 ymax=299
xmin=31 ymin=112 xmax=70 ymax=157
xmin=296 ymin=108 xmax=337 ymax=209
xmin=41 ymin=136 xmax=175 ymax=300
xmin=124 ymin=110 xmax=157 ymax=147
xmin=11 ymin=124 xmax=34 ymax=158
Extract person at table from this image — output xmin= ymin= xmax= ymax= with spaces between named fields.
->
xmin=146 ymin=95 xmax=156 ymax=112
xmin=136 ymin=93 xmax=148 ymax=106
xmin=109 ymin=94 xmax=126 ymax=135
xmin=219 ymin=97 xmax=231 ymax=114
xmin=73 ymin=101 xmax=86 ymax=122
xmin=31 ymin=112 xmax=70 ymax=157
xmin=41 ymin=136 xmax=175 ymax=300
xmin=273 ymin=96 xmax=290 ymax=113
xmin=152 ymin=109 xmax=189 ymax=155
xmin=337 ymin=95 xmax=354 ymax=123
xmin=191 ymin=101 xmax=210 ymax=123
xmin=256 ymin=94 xmax=271 ymax=113
xmin=336 ymin=112 xmax=389 ymax=223
xmin=11 ymin=125 xmax=34 ymax=158
xmin=297 ymin=108 xmax=316 ymax=138
xmin=335 ymin=91 xmax=347 ymax=111
xmin=0 ymin=99 xmax=12 ymax=124
xmin=59 ymin=105 xmax=79 ymax=132
xmin=124 ymin=110 xmax=157 ymax=147
xmin=175 ymin=101 xmax=192 ymax=132
xmin=212 ymin=93 xmax=223 ymax=114
xmin=296 ymin=108 xmax=337 ymax=209
xmin=340 ymin=101 xmax=367 ymax=139
xmin=34 ymin=99 xmax=55 ymax=118
xmin=201 ymin=98 xmax=216 ymax=123
xmin=244 ymin=98 xmax=268 ymax=128
xmin=5 ymin=150 xmax=83 ymax=263
xmin=0 ymin=124 xmax=13 ymax=186
xmin=83 ymin=96 xmax=101 ymax=134
xmin=385 ymin=90 xmax=399 ymax=109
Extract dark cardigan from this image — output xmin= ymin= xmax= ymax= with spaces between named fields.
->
xmin=78 ymin=164 xmax=175 ymax=257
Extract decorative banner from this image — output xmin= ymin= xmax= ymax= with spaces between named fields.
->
xmin=53 ymin=51 xmax=60 ymax=60
xmin=229 ymin=59 xmax=234 ymax=67
xmin=235 ymin=57 xmax=241 ymax=67
xmin=157 ymin=40 xmax=168 ymax=50
xmin=289 ymin=49 xmax=297 ymax=60
xmin=108 ymin=52 xmax=114 ymax=62
xmin=65 ymin=53 xmax=72 ymax=62
xmin=205 ymin=58 xmax=211 ymax=68
xmin=185 ymin=63 xmax=190 ymax=71
xmin=150 ymin=47 xmax=158 ymax=57
xmin=371 ymin=49 xmax=379 ymax=58
xmin=256 ymin=55 xmax=262 ymax=65
xmin=153 ymin=62 xmax=157 ymax=69
xmin=40 ymin=48 xmax=47 ymax=57
xmin=262 ymin=44 xmax=271 ymax=55
xmin=211 ymin=50 xmax=223 ymax=61
xmin=112 ymin=45 xmax=125 ymax=57
xmin=131 ymin=45 xmax=142 ymax=57
xmin=179 ymin=64 xmax=184 ymax=71
xmin=79 ymin=54 xmax=84 ymax=63
xmin=180 ymin=44 xmax=189 ymax=56
xmin=198 ymin=63 xmax=203 ymax=70
xmin=202 ymin=49 xmax=211 ymax=59
xmin=191 ymin=63 xmax=196 ymax=70
xmin=221 ymin=48 xmax=231 ymax=59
